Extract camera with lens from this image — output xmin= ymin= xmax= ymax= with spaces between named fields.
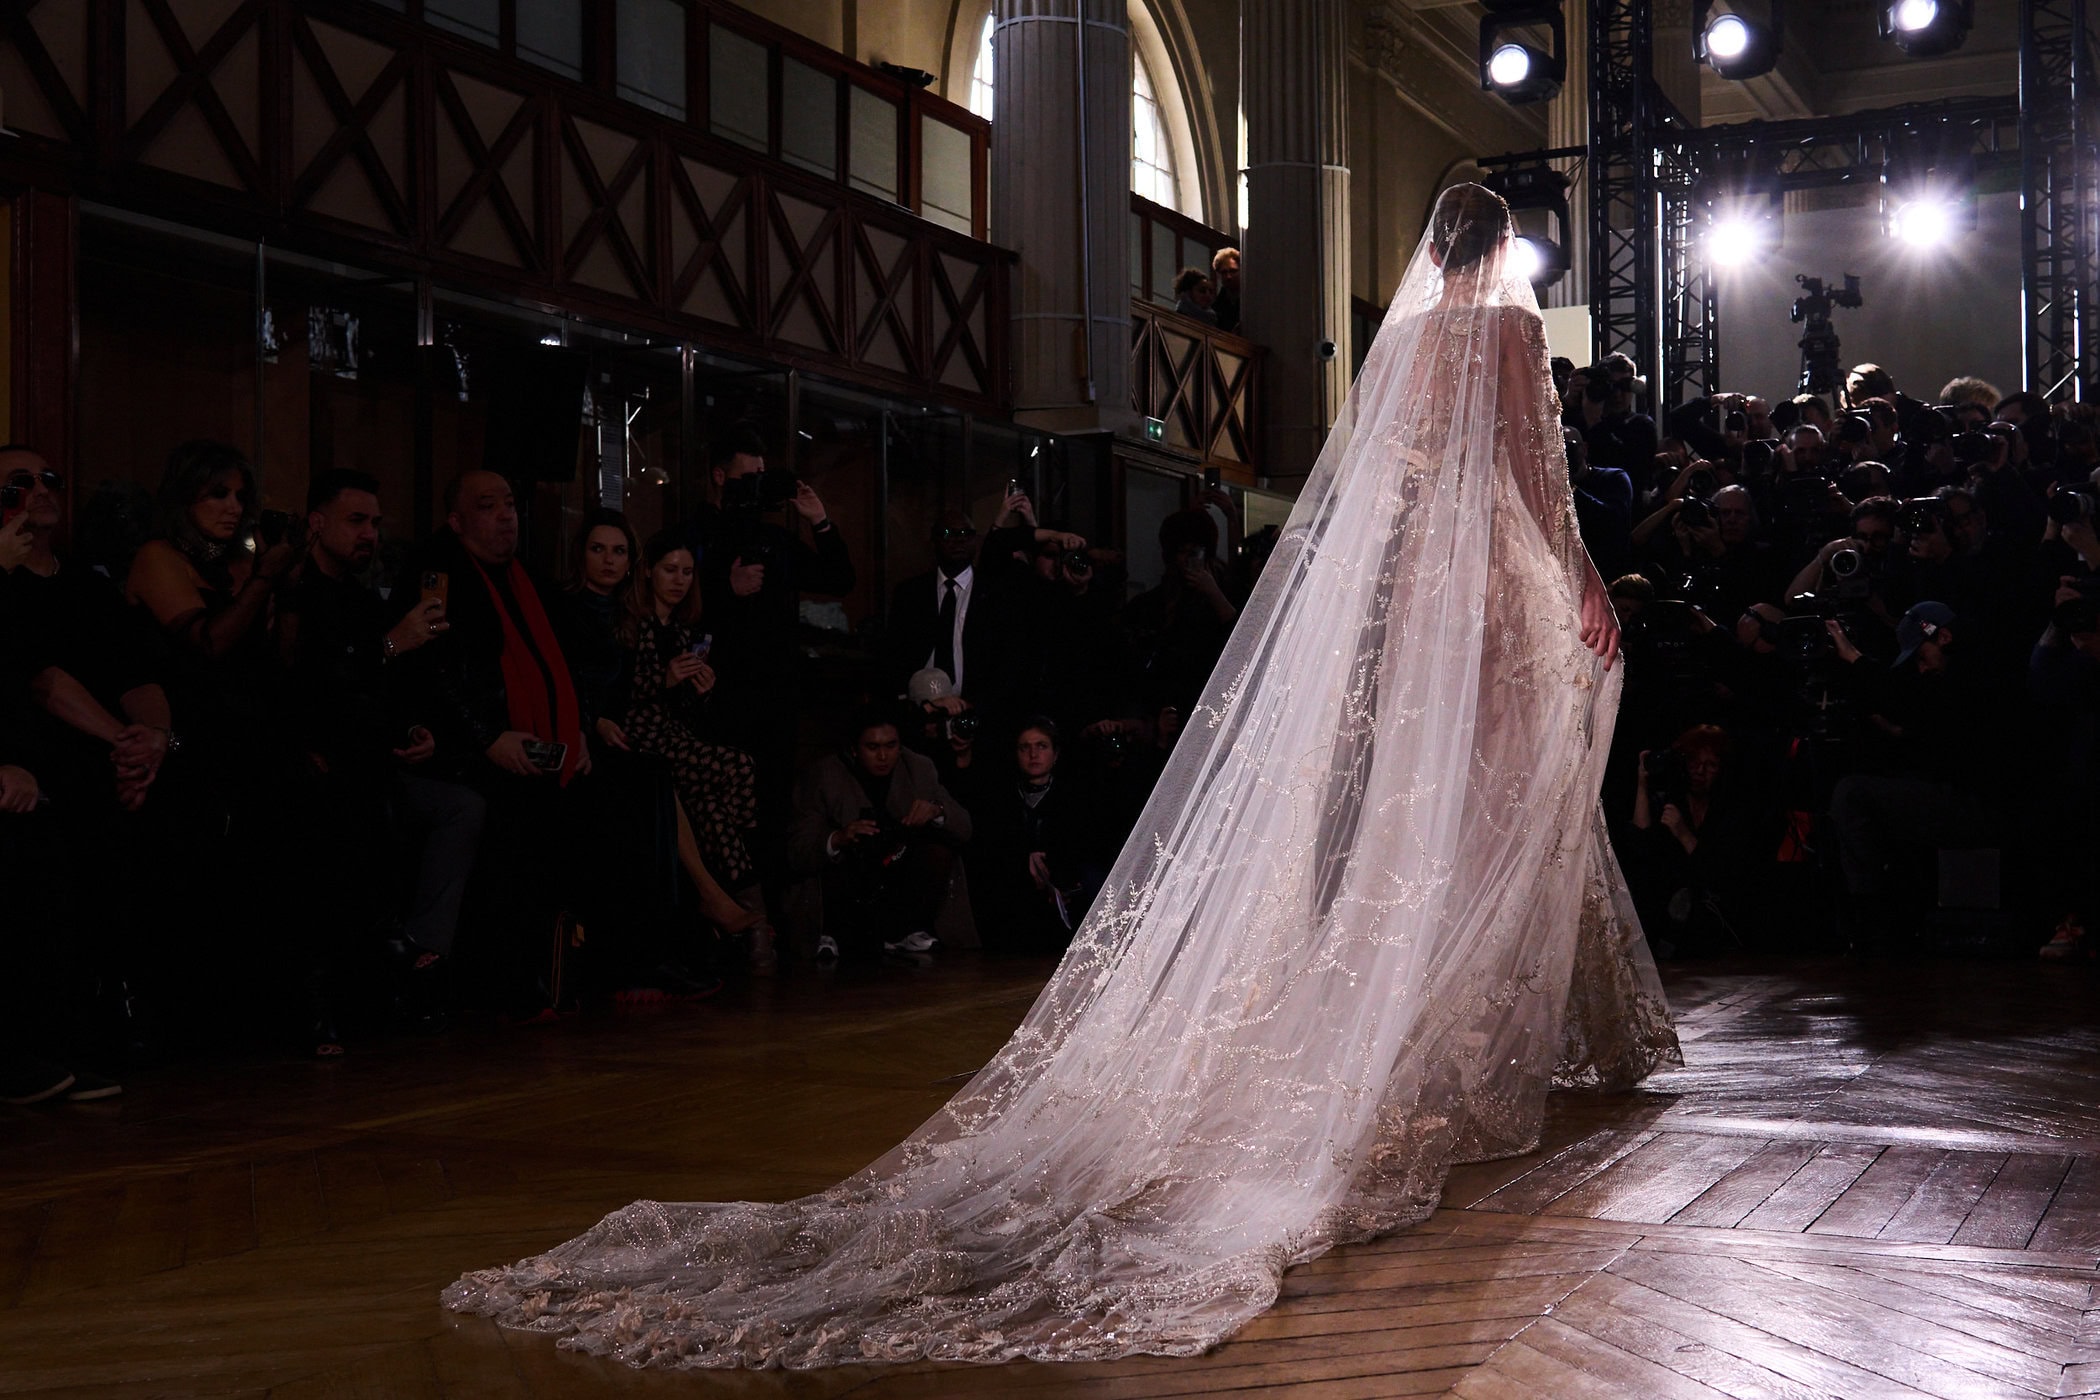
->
xmin=1643 ymin=746 xmax=1691 ymax=814
xmin=721 ymin=467 xmax=800 ymax=512
xmin=847 ymin=804 xmax=911 ymax=870
xmin=1740 ymin=438 xmax=1781 ymax=475
xmin=1950 ymin=431 xmax=1998 ymax=471
xmin=946 ymin=712 xmax=980 ymax=743
xmin=1685 ymin=467 xmax=1720 ymax=500
xmin=1060 ymin=547 xmax=1094 ymax=580
xmin=1834 ymin=413 xmax=1874 ymax=447
xmin=1677 ymin=495 xmax=1715 ymax=530
xmin=1897 ymin=496 xmax=1949 ymax=537
xmin=2046 ymin=487 xmax=2100 ymax=527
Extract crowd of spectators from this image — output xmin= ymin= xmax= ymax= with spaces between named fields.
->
xmin=5 ymin=344 xmax=2095 ymax=1107
xmin=0 ymin=422 xmax=1263 ymax=1104
xmin=1564 ymin=356 xmax=2100 ymax=969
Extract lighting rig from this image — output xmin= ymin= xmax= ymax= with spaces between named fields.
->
xmin=1484 ymin=165 xmax=1574 ymax=288
xmin=1696 ymin=1 xmax=1783 ymax=80
xmin=1479 ymin=0 xmax=1566 ymax=104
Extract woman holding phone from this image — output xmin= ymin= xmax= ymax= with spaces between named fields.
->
xmin=618 ymin=531 xmax=761 ymax=896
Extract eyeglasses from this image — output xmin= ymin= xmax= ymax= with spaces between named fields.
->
xmin=4 ymin=469 xmax=61 ymax=494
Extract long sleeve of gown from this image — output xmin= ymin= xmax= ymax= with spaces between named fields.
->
xmin=1499 ymin=308 xmax=1590 ymax=593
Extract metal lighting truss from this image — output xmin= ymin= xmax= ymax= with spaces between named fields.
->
xmin=2021 ymin=0 xmax=2100 ymax=401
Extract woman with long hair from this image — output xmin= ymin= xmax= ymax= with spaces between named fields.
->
xmin=553 ymin=509 xmax=765 ymax=948
xmin=616 ymin=530 xmax=762 ymax=899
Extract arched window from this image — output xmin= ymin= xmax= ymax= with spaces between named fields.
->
xmin=969 ymin=13 xmax=995 ymax=119
xmin=963 ymin=4 xmax=1202 ymax=218
xmin=1131 ymin=51 xmax=1179 ymax=209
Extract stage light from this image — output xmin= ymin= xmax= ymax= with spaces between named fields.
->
xmin=1696 ymin=2 xmax=1783 ymax=80
xmin=1478 ymin=3 xmax=1565 ymax=105
xmin=1890 ymin=197 xmax=1956 ymax=248
xmin=1482 ymin=165 xmax=1571 ymax=289
xmin=1488 ymin=43 xmax=1534 ymax=88
xmin=1879 ymin=0 xmax=1971 ymax=55
xmin=1708 ymin=218 xmax=1765 ymax=267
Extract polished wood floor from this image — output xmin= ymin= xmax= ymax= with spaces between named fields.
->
xmin=3 ymin=955 xmax=2097 ymax=1398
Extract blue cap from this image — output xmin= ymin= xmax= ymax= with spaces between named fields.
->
xmin=1894 ymin=600 xmax=1956 ymax=667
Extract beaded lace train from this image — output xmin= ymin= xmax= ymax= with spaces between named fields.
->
xmin=443 ymin=211 xmax=1681 ymax=1370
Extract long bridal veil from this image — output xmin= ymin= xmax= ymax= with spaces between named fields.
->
xmin=443 ymin=185 xmax=1680 ymax=1369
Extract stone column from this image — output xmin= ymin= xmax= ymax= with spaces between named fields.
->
xmin=992 ymin=0 xmax=1133 ymax=434
xmin=1242 ymin=0 xmax=1350 ymax=488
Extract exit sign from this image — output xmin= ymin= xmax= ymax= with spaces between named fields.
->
xmin=1144 ymin=417 xmax=1165 ymax=442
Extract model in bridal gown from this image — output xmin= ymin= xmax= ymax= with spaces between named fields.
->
xmin=443 ymin=183 xmax=1681 ymax=1370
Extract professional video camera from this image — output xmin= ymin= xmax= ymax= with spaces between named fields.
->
xmin=1790 ymin=273 xmax=1864 ymax=396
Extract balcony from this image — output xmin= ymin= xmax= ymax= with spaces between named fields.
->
xmin=1127 ymin=194 xmax=1259 ymax=480
xmin=0 ymin=0 xmax=1006 ymax=412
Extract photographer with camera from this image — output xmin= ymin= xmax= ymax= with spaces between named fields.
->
xmin=1825 ymin=599 xmax=2001 ymax=954
xmin=885 ymin=506 xmax=1041 ymax=724
xmin=1126 ymin=509 xmax=1240 ymax=721
xmin=1629 ymin=725 xmax=1754 ymax=956
xmin=689 ymin=427 xmax=855 ymax=855
xmin=787 ymin=707 xmax=971 ymax=963
xmin=1578 ymin=355 xmax=1659 ymax=474
xmin=1783 ymin=497 xmax=1902 ymax=619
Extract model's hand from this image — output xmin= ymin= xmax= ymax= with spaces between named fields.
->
xmin=1579 ymin=568 xmax=1620 ymax=670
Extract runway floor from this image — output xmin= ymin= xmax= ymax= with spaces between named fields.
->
xmin=4 ymin=954 xmax=2097 ymax=1398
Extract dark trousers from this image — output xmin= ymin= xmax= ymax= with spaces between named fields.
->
xmin=821 ymin=832 xmax=958 ymax=955
xmin=1829 ymin=773 xmax=1985 ymax=897
xmin=394 ymin=772 xmax=487 ymax=958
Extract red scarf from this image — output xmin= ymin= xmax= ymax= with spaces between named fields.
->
xmin=471 ymin=557 xmax=582 ymax=785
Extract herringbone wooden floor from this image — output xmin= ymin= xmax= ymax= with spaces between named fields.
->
xmin=3 ymin=958 xmax=2096 ymax=1397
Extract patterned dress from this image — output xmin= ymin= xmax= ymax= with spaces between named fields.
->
xmin=621 ymin=617 xmax=759 ymax=888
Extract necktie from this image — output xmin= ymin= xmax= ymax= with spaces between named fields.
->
xmin=934 ymin=577 xmax=959 ymax=686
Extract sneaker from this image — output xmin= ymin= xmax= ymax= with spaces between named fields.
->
xmin=884 ymin=930 xmax=939 ymax=954
xmin=0 ymin=1059 xmax=75 ymax=1106
xmin=2040 ymin=919 xmax=2090 ymax=962
xmin=815 ymin=935 xmax=841 ymax=965
xmin=63 ymin=1069 xmax=123 ymax=1102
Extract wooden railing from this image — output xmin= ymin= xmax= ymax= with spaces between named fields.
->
xmin=0 ymin=0 xmax=1006 ymax=413
xmin=1130 ymin=301 xmax=1260 ymax=480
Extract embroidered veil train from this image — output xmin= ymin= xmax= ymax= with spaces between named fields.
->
xmin=442 ymin=184 xmax=1681 ymax=1369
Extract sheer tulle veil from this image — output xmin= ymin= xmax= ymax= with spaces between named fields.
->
xmin=442 ymin=185 xmax=1680 ymax=1369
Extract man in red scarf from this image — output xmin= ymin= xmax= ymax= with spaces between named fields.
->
xmin=415 ymin=470 xmax=598 ymax=1014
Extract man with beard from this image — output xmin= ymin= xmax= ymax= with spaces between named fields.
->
xmin=280 ymin=470 xmax=482 ymax=1022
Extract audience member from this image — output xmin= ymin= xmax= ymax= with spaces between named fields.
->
xmin=1172 ymin=268 xmax=1218 ymax=324
xmin=956 ymin=717 xmax=1109 ymax=954
xmin=1125 ymin=509 xmax=1239 ymax=717
xmin=1211 ymin=246 xmax=1241 ymax=333
xmin=787 ymin=709 xmax=971 ymax=963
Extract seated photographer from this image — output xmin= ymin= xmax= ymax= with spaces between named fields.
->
xmin=1826 ymin=600 xmax=2002 ymax=953
xmin=2029 ymin=588 xmax=2100 ymax=961
xmin=1629 ymin=724 xmax=1756 ymax=956
xmin=278 ymin=469 xmax=484 ymax=1036
xmin=957 ymin=717 xmax=1111 ymax=955
xmin=786 ymin=707 xmax=972 ymax=963
xmin=1125 ymin=509 xmax=1240 ymax=719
